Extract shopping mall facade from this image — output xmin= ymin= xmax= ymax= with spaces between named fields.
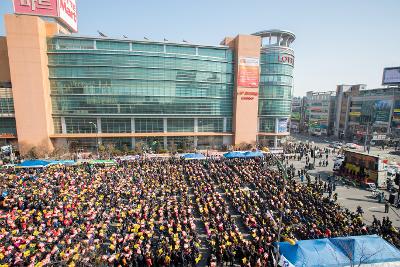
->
xmin=0 ymin=13 xmax=295 ymax=153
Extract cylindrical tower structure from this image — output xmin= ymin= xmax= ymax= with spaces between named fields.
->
xmin=253 ymin=29 xmax=295 ymax=147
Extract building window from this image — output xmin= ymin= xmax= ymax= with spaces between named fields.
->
xmin=101 ymin=118 xmax=131 ymax=133
xmin=135 ymin=118 xmax=163 ymax=133
xmin=198 ymin=118 xmax=223 ymax=132
xmin=0 ymin=118 xmax=16 ymax=135
xmin=53 ymin=117 xmax=62 ymax=134
xmin=259 ymin=118 xmax=275 ymax=133
xmin=167 ymin=118 xmax=194 ymax=132
xmin=65 ymin=117 xmax=98 ymax=133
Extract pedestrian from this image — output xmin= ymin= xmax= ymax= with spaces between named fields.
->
xmin=385 ymin=201 xmax=390 ymax=213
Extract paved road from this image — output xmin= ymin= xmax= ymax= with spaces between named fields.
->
xmin=289 ymin=134 xmax=400 ymax=227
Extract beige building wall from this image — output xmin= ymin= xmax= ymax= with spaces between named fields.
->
xmin=4 ymin=14 xmax=60 ymax=154
xmin=0 ymin=37 xmax=11 ymax=82
xmin=224 ymin=35 xmax=261 ymax=146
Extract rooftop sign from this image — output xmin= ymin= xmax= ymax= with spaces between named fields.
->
xmin=13 ymin=0 xmax=78 ymax=32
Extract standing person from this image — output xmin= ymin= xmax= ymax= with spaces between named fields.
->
xmin=385 ymin=201 xmax=390 ymax=213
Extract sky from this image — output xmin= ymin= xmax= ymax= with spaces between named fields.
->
xmin=1 ymin=0 xmax=399 ymax=96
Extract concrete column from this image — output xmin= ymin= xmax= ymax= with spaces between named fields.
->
xmin=274 ymin=136 xmax=278 ymax=148
xmin=194 ymin=136 xmax=198 ymax=148
xmin=275 ymin=118 xmax=279 ymax=133
xmin=223 ymin=118 xmax=227 ymax=132
xmin=61 ymin=117 xmax=66 ymax=134
xmin=131 ymin=118 xmax=135 ymax=133
xmin=129 ymin=42 xmax=132 ymax=51
xmin=163 ymin=118 xmax=168 ymax=133
xmin=388 ymin=99 xmax=395 ymax=134
xmin=131 ymin=137 xmax=135 ymax=149
xmin=93 ymin=40 xmax=97 ymax=49
xmin=96 ymin=118 xmax=102 ymax=133
xmin=194 ymin=118 xmax=198 ymax=132
xmin=163 ymin=136 xmax=167 ymax=149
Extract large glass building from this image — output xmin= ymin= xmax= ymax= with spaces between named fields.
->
xmin=254 ymin=30 xmax=295 ymax=147
xmin=0 ymin=13 xmax=295 ymax=154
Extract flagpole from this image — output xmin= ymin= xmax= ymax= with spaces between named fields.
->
xmin=270 ymin=152 xmax=288 ymax=267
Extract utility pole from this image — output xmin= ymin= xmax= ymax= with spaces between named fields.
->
xmin=364 ymin=123 xmax=369 ymax=152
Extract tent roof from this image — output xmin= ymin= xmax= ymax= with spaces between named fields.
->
xmin=181 ymin=153 xmax=206 ymax=160
xmin=279 ymin=238 xmax=349 ymax=267
xmin=16 ymin=160 xmax=52 ymax=168
xmin=244 ymin=151 xmax=264 ymax=158
xmin=224 ymin=151 xmax=264 ymax=159
xmin=278 ymin=235 xmax=400 ymax=267
xmin=330 ymin=235 xmax=400 ymax=265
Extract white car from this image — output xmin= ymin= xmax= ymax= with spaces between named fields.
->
xmin=333 ymin=159 xmax=344 ymax=171
xmin=345 ymin=143 xmax=358 ymax=149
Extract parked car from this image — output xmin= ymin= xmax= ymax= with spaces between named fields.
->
xmin=345 ymin=143 xmax=358 ymax=149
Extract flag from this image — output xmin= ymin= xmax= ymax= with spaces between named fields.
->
xmin=278 ymin=255 xmax=295 ymax=267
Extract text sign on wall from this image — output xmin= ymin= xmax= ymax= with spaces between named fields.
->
xmin=57 ymin=0 xmax=77 ymax=32
xmin=13 ymin=0 xmax=78 ymax=32
xmin=13 ymin=0 xmax=58 ymax=17
xmin=238 ymin=57 xmax=259 ymax=88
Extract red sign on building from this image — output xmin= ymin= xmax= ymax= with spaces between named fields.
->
xmin=13 ymin=0 xmax=58 ymax=17
xmin=13 ymin=0 xmax=77 ymax=32
xmin=238 ymin=57 xmax=259 ymax=88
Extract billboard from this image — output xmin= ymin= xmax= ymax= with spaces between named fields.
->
xmin=13 ymin=0 xmax=58 ymax=17
xmin=382 ymin=67 xmax=400 ymax=85
xmin=13 ymin=0 xmax=77 ymax=32
xmin=360 ymin=100 xmax=392 ymax=123
xmin=57 ymin=0 xmax=77 ymax=32
xmin=238 ymin=57 xmax=259 ymax=88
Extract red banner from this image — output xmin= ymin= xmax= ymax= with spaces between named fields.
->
xmin=238 ymin=57 xmax=259 ymax=88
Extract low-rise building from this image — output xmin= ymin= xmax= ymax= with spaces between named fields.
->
xmin=304 ymin=91 xmax=336 ymax=136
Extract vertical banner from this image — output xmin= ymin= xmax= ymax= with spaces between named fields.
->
xmin=278 ymin=118 xmax=289 ymax=133
xmin=238 ymin=57 xmax=259 ymax=88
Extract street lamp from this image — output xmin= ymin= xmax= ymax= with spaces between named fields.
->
xmin=88 ymin=122 xmax=99 ymax=157
xmin=270 ymin=152 xmax=288 ymax=267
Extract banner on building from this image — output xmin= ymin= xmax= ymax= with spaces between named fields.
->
xmin=13 ymin=0 xmax=78 ymax=32
xmin=278 ymin=118 xmax=289 ymax=133
xmin=238 ymin=57 xmax=259 ymax=88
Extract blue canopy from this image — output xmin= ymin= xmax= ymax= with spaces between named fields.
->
xmin=223 ymin=151 xmax=246 ymax=158
xmin=16 ymin=160 xmax=52 ymax=168
xmin=48 ymin=160 xmax=76 ymax=166
xmin=279 ymin=238 xmax=349 ymax=266
xmin=181 ymin=153 xmax=206 ymax=160
xmin=330 ymin=235 xmax=400 ymax=265
xmin=243 ymin=151 xmax=264 ymax=158
xmin=278 ymin=235 xmax=400 ymax=266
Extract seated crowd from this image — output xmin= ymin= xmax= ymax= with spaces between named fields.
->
xmin=0 ymin=157 xmax=399 ymax=266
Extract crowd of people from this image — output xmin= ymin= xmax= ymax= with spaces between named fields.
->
xmin=0 ymin=153 xmax=399 ymax=266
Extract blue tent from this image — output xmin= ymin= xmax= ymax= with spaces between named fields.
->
xmin=181 ymin=153 xmax=206 ymax=160
xmin=223 ymin=151 xmax=246 ymax=158
xmin=16 ymin=160 xmax=52 ymax=168
xmin=278 ymin=238 xmax=350 ymax=266
xmin=243 ymin=151 xmax=264 ymax=158
xmin=278 ymin=235 xmax=400 ymax=266
xmin=330 ymin=235 xmax=400 ymax=266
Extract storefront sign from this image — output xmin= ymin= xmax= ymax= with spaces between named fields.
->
xmin=13 ymin=0 xmax=58 ymax=17
xmin=278 ymin=55 xmax=294 ymax=65
xmin=238 ymin=57 xmax=259 ymax=88
xmin=13 ymin=0 xmax=78 ymax=32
